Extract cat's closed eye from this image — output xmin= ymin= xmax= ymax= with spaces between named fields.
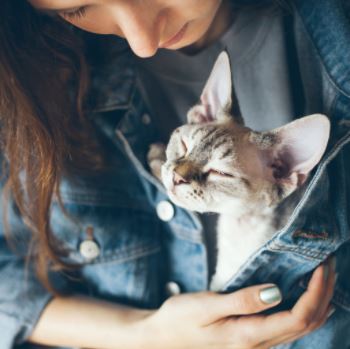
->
xmin=207 ymin=169 xmax=235 ymax=178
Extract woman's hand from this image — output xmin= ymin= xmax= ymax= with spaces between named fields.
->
xmin=144 ymin=259 xmax=336 ymax=349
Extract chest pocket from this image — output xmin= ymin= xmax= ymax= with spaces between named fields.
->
xmin=49 ymin=166 xmax=164 ymax=308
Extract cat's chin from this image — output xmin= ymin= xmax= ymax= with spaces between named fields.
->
xmin=166 ymin=189 xmax=209 ymax=213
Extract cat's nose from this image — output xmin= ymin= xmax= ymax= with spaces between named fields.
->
xmin=173 ymin=171 xmax=189 ymax=185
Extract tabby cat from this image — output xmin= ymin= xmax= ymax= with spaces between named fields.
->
xmin=148 ymin=51 xmax=330 ymax=291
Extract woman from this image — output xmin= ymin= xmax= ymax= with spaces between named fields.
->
xmin=0 ymin=0 xmax=348 ymax=348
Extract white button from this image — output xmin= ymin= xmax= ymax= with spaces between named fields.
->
xmin=156 ymin=201 xmax=175 ymax=221
xmin=79 ymin=240 xmax=100 ymax=260
xmin=165 ymin=281 xmax=181 ymax=296
xmin=141 ymin=113 xmax=151 ymax=125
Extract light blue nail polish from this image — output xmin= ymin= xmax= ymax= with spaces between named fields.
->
xmin=259 ymin=286 xmax=282 ymax=304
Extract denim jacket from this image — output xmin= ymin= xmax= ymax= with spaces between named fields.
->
xmin=1 ymin=0 xmax=350 ymax=348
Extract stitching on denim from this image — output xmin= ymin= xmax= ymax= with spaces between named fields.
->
xmin=99 ymin=242 xmax=159 ymax=257
xmin=83 ymin=245 xmax=161 ymax=266
xmin=267 ymin=243 xmax=329 ymax=259
xmin=292 ymin=229 xmax=329 ymax=240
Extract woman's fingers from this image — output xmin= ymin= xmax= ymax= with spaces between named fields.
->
xmin=263 ymin=304 xmax=335 ymax=348
xmin=242 ymin=260 xmax=336 ymax=346
xmin=311 ymin=257 xmax=336 ymax=321
xmin=147 ymin=260 xmax=335 ymax=349
xmin=203 ymin=284 xmax=282 ymax=322
xmin=290 ymin=259 xmax=334 ymax=323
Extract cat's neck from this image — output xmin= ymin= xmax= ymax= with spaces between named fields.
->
xmin=219 ymin=183 xmax=305 ymax=234
xmin=220 ymin=203 xmax=276 ymax=234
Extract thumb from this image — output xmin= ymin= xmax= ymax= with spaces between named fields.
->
xmin=202 ymin=284 xmax=282 ymax=322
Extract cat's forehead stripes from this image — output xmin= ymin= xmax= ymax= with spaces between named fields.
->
xmin=190 ymin=125 xmax=217 ymax=141
xmin=212 ymin=138 xmax=228 ymax=150
xmin=220 ymin=149 xmax=233 ymax=159
xmin=197 ymin=126 xmax=217 ymax=141
xmin=190 ymin=126 xmax=232 ymax=146
xmin=191 ymin=125 xmax=226 ymax=140
xmin=189 ymin=126 xmax=236 ymax=160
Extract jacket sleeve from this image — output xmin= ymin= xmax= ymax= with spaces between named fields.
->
xmin=0 ymin=195 xmax=53 ymax=348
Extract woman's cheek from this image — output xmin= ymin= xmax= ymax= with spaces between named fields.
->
xmin=61 ymin=10 xmax=122 ymax=36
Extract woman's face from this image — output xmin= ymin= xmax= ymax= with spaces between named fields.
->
xmin=28 ymin=0 xmax=224 ymax=58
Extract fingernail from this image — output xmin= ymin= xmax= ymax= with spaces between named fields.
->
xmin=259 ymin=285 xmax=282 ymax=304
xmin=327 ymin=307 xmax=335 ymax=319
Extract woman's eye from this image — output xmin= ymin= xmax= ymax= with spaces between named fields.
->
xmin=208 ymin=169 xmax=234 ymax=178
xmin=60 ymin=6 xmax=88 ymax=20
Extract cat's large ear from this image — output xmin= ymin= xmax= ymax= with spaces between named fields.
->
xmin=255 ymin=114 xmax=330 ymax=193
xmin=187 ymin=51 xmax=242 ymax=124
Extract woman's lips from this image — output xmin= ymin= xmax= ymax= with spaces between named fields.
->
xmin=159 ymin=23 xmax=188 ymax=48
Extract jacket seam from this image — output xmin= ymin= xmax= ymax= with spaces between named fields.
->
xmin=267 ymin=244 xmax=333 ymax=260
xmin=76 ymin=245 xmax=161 ymax=266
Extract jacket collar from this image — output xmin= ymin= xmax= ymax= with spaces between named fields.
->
xmin=85 ymin=38 xmax=137 ymax=113
xmin=295 ymin=0 xmax=350 ymax=97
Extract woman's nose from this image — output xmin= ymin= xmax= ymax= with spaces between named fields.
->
xmin=115 ymin=6 xmax=164 ymax=57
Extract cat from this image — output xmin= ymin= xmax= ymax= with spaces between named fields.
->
xmin=147 ymin=51 xmax=330 ymax=291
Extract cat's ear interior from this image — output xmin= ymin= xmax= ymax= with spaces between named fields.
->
xmin=260 ymin=114 xmax=330 ymax=188
xmin=187 ymin=51 xmax=234 ymax=124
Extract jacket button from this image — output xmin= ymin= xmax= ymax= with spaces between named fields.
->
xmin=141 ymin=113 xmax=151 ymax=125
xmin=156 ymin=201 xmax=175 ymax=221
xmin=79 ymin=240 xmax=100 ymax=260
xmin=165 ymin=281 xmax=181 ymax=296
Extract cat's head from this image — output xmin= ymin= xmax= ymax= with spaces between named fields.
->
xmin=161 ymin=52 xmax=330 ymax=214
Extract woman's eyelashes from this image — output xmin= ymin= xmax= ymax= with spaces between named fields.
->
xmin=60 ymin=6 xmax=88 ymax=20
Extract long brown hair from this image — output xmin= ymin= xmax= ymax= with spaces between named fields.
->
xmin=0 ymin=0 xmax=105 ymax=291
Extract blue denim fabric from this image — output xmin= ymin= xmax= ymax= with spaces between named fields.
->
xmin=1 ymin=0 xmax=349 ymax=348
